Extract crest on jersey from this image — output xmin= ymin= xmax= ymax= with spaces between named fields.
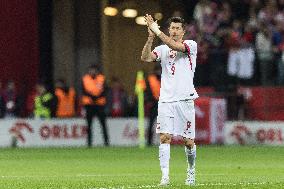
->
xmin=169 ymin=50 xmax=177 ymax=59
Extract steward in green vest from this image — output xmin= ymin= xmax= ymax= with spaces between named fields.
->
xmin=34 ymin=83 xmax=57 ymax=118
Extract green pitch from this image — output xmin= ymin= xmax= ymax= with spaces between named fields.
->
xmin=0 ymin=146 xmax=283 ymax=189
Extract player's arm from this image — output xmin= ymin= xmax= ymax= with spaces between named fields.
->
xmin=144 ymin=14 xmax=186 ymax=52
xmin=157 ymin=33 xmax=186 ymax=52
xmin=141 ymin=28 xmax=157 ymax=62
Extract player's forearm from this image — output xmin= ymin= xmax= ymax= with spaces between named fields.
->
xmin=141 ymin=37 xmax=155 ymax=62
xmin=148 ymin=22 xmax=185 ymax=52
xmin=157 ymin=33 xmax=185 ymax=52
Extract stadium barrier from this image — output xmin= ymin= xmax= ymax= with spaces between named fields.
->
xmin=0 ymin=98 xmax=226 ymax=147
xmin=0 ymin=118 xmax=158 ymax=147
xmin=225 ymin=121 xmax=284 ymax=145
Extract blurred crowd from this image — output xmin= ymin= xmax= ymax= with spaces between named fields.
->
xmin=1 ymin=0 xmax=284 ymax=119
xmin=180 ymin=0 xmax=284 ymax=90
xmin=0 ymin=78 xmax=137 ymax=119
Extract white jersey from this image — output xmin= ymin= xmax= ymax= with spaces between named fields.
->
xmin=153 ymin=40 xmax=199 ymax=102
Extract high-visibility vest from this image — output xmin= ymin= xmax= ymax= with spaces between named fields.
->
xmin=148 ymin=74 xmax=160 ymax=100
xmin=55 ymin=87 xmax=76 ymax=117
xmin=34 ymin=93 xmax=53 ymax=118
xmin=82 ymin=74 xmax=106 ymax=106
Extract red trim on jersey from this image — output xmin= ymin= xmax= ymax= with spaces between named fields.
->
xmin=183 ymin=42 xmax=192 ymax=70
xmin=152 ymin=51 xmax=158 ymax=61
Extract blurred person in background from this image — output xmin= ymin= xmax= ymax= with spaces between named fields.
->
xmin=217 ymin=1 xmax=232 ymax=28
xmin=25 ymin=86 xmax=37 ymax=118
xmin=2 ymin=80 xmax=21 ymax=118
xmin=106 ymin=77 xmax=128 ymax=117
xmin=238 ymin=23 xmax=255 ymax=84
xmin=278 ymin=36 xmax=284 ymax=85
xmin=145 ymin=64 xmax=161 ymax=146
xmin=125 ymin=95 xmax=137 ymax=117
xmin=227 ymin=20 xmax=244 ymax=84
xmin=34 ymin=82 xmax=57 ymax=119
xmin=194 ymin=34 xmax=210 ymax=87
xmin=82 ymin=65 xmax=109 ymax=147
xmin=271 ymin=20 xmax=284 ymax=85
xmin=257 ymin=0 xmax=277 ymax=26
xmin=193 ymin=0 xmax=211 ymax=31
xmin=55 ymin=79 xmax=76 ymax=118
xmin=207 ymin=26 xmax=230 ymax=91
xmin=0 ymin=82 xmax=5 ymax=118
xmin=226 ymin=20 xmax=255 ymax=85
xmin=256 ymin=23 xmax=273 ymax=85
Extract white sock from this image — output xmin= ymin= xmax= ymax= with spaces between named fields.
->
xmin=159 ymin=143 xmax=170 ymax=179
xmin=185 ymin=144 xmax=196 ymax=170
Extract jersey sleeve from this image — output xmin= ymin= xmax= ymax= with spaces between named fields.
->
xmin=152 ymin=45 xmax=162 ymax=62
xmin=183 ymin=40 xmax=198 ymax=72
xmin=183 ymin=40 xmax=197 ymax=56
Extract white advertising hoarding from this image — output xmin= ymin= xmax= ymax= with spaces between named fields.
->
xmin=0 ymin=118 xmax=160 ymax=147
xmin=225 ymin=121 xmax=284 ymax=145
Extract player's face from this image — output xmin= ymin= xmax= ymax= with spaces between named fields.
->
xmin=168 ymin=22 xmax=185 ymax=41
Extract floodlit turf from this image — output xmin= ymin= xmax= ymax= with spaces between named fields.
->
xmin=0 ymin=146 xmax=283 ymax=189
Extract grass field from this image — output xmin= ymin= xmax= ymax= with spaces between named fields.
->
xmin=0 ymin=146 xmax=283 ymax=189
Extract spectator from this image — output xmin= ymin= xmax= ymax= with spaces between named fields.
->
xmin=217 ymin=1 xmax=232 ymax=28
xmin=0 ymin=82 xmax=5 ymax=118
xmin=55 ymin=79 xmax=76 ymax=118
xmin=257 ymin=0 xmax=277 ymax=25
xmin=247 ymin=7 xmax=258 ymax=30
xmin=25 ymin=87 xmax=37 ymax=118
xmin=238 ymin=23 xmax=256 ymax=84
xmin=227 ymin=20 xmax=243 ymax=82
xmin=125 ymin=95 xmax=137 ymax=117
xmin=255 ymin=23 xmax=274 ymax=85
xmin=279 ymin=40 xmax=284 ymax=85
xmin=194 ymin=34 xmax=210 ymax=86
xmin=202 ymin=1 xmax=218 ymax=35
xmin=193 ymin=0 xmax=211 ymax=31
xmin=275 ymin=21 xmax=284 ymax=85
xmin=2 ymin=81 xmax=20 ymax=118
xmin=208 ymin=26 xmax=230 ymax=91
xmin=184 ymin=20 xmax=199 ymax=41
xmin=145 ymin=64 xmax=161 ymax=146
xmin=106 ymin=77 xmax=128 ymax=117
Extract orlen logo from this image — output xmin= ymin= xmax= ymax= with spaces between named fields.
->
xmin=231 ymin=124 xmax=252 ymax=145
xmin=123 ymin=124 xmax=138 ymax=141
xmin=9 ymin=121 xmax=34 ymax=143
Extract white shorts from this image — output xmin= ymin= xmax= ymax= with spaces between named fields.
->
xmin=156 ymin=100 xmax=195 ymax=139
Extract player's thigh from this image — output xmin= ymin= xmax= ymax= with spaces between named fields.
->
xmin=156 ymin=102 xmax=174 ymax=134
xmin=175 ymin=100 xmax=195 ymax=139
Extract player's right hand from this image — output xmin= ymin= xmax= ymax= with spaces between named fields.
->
xmin=144 ymin=14 xmax=161 ymax=36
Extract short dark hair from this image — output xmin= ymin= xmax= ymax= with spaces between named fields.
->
xmin=167 ymin=17 xmax=185 ymax=29
xmin=88 ymin=64 xmax=100 ymax=70
xmin=88 ymin=64 xmax=102 ymax=73
xmin=55 ymin=78 xmax=66 ymax=85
